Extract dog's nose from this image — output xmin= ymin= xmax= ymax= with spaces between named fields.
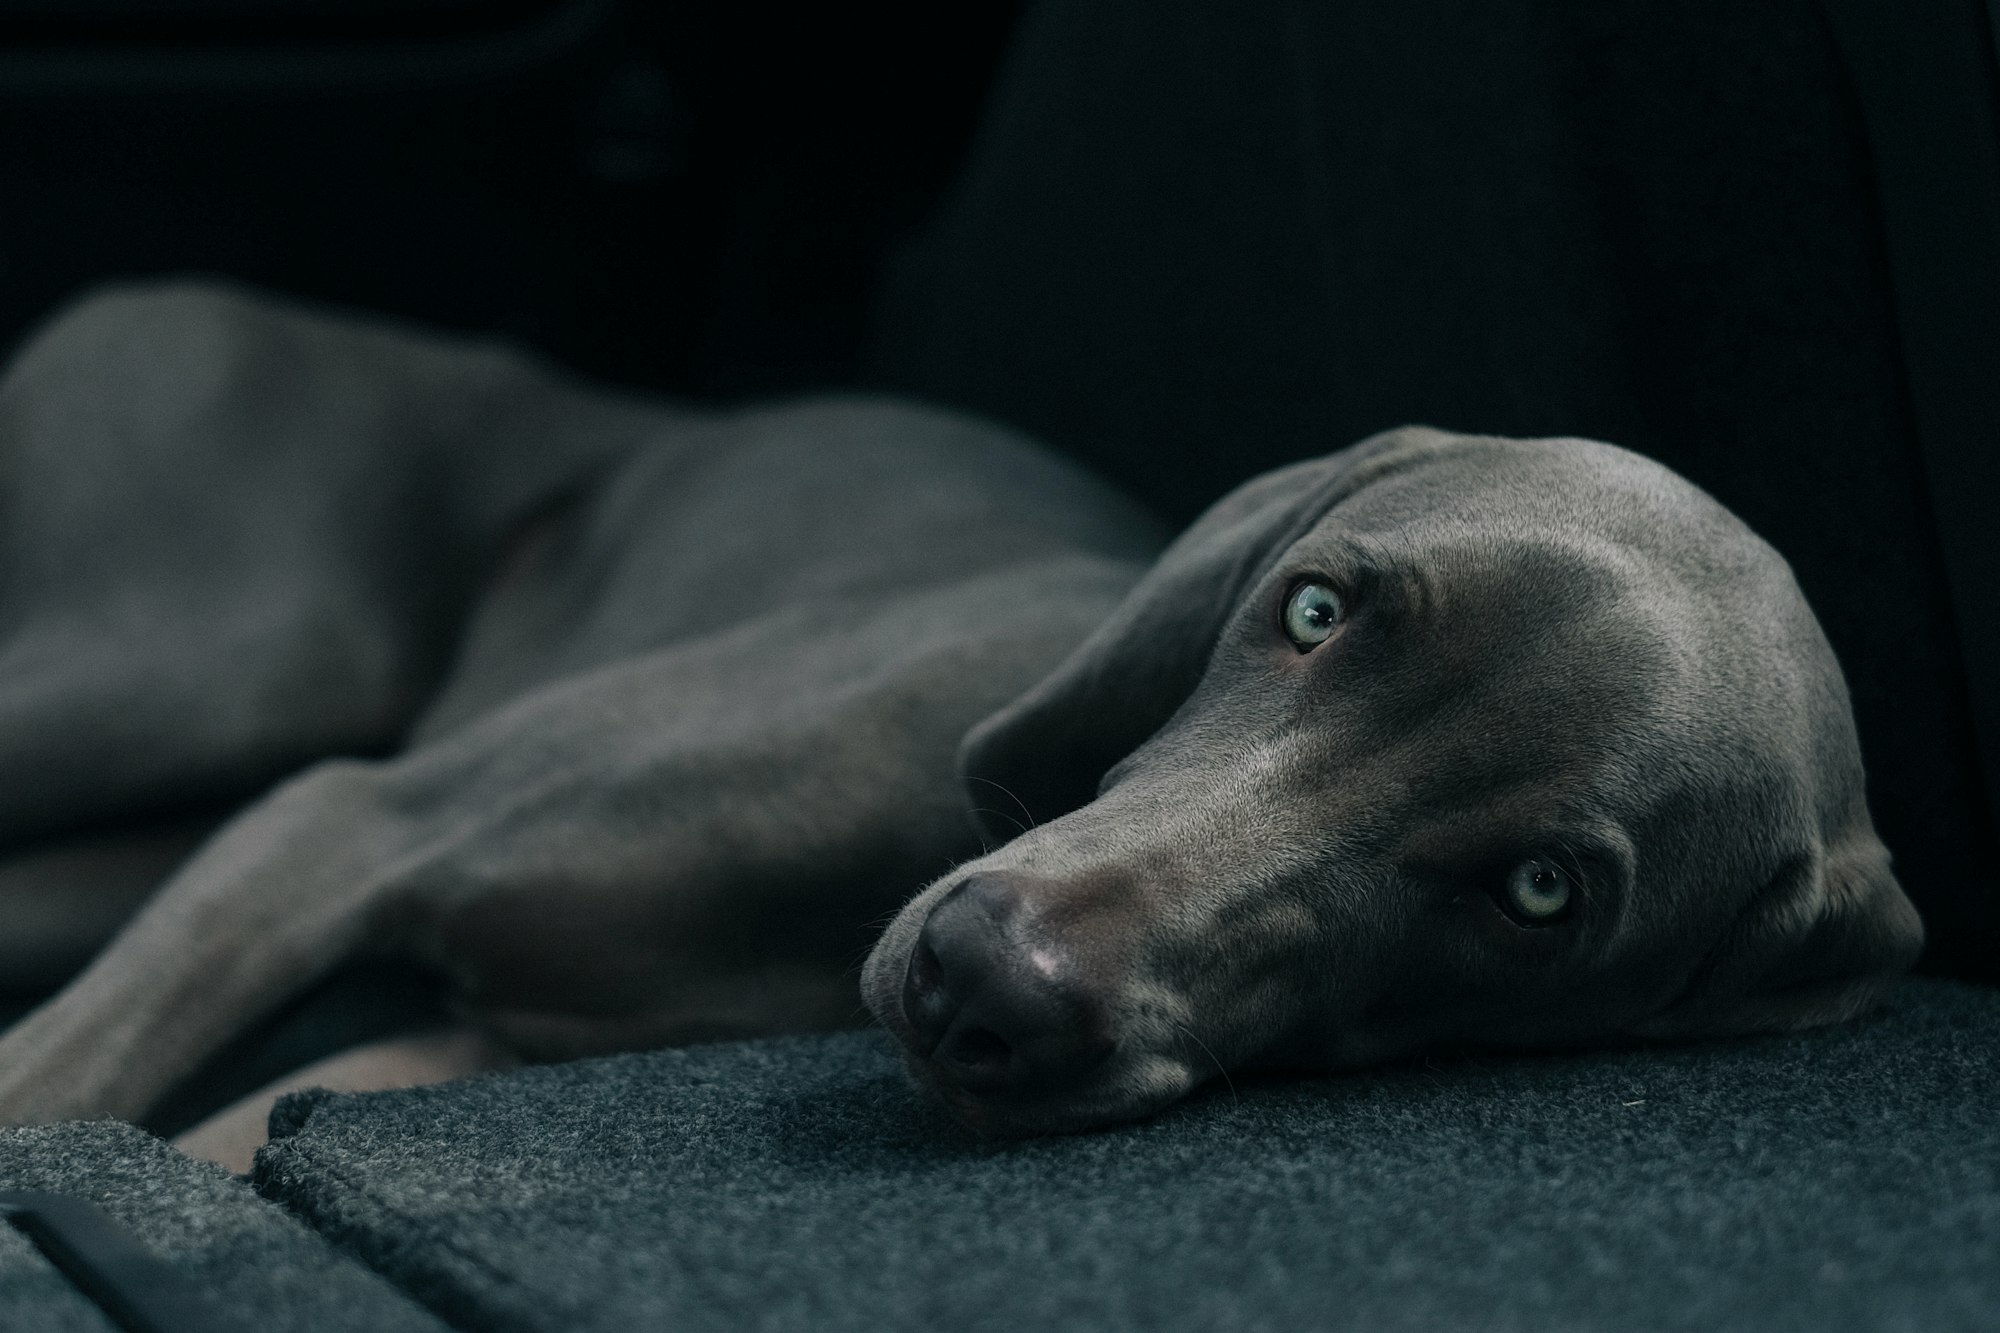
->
xmin=900 ymin=873 xmax=1116 ymax=1098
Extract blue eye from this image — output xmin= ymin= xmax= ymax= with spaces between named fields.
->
xmin=1283 ymin=582 xmax=1345 ymax=649
xmin=1502 ymin=858 xmax=1573 ymax=923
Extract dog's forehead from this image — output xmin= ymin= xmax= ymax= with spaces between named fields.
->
xmin=1342 ymin=437 xmax=1848 ymax=824
xmin=1253 ymin=434 xmax=1839 ymax=801
xmin=1323 ymin=435 xmax=1761 ymax=564
xmin=1286 ymin=434 xmax=1808 ymax=660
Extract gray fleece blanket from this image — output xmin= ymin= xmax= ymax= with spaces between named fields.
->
xmin=249 ymin=976 xmax=2000 ymax=1333
xmin=0 ymin=1120 xmax=443 ymax=1332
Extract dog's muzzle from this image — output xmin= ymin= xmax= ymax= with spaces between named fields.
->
xmin=898 ymin=873 xmax=1122 ymax=1107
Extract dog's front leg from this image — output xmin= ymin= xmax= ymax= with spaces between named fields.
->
xmin=0 ymin=760 xmax=420 ymax=1126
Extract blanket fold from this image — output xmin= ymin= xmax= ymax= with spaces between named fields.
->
xmin=0 ymin=1120 xmax=446 ymax=1332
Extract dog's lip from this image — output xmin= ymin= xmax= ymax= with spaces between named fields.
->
xmin=874 ymin=998 xmax=1193 ymax=1138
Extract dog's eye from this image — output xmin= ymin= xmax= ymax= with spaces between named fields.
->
xmin=1283 ymin=581 xmax=1345 ymax=649
xmin=1501 ymin=858 xmax=1573 ymax=924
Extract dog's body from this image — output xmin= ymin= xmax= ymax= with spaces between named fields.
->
xmin=0 ymin=283 xmax=1922 ymax=1135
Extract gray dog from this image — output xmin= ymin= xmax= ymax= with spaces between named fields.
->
xmin=0 ymin=282 xmax=1922 ymax=1138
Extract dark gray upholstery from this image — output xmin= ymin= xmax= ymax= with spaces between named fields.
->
xmin=251 ymin=977 xmax=1999 ymax=1332
xmin=0 ymin=1120 xmax=445 ymax=1332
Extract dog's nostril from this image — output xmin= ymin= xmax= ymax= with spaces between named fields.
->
xmin=903 ymin=876 xmax=1016 ymax=1057
xmin=901 ymin=936 xmax=958 ymax=1056
xmin=940 ymin=1025 xmax=1013 ymax=1089
xmin=908 ymin=938 xmax=943 ymax=996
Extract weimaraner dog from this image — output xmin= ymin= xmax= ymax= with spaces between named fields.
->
xmin=0 ymin=281 xmax=1923 ymax=1139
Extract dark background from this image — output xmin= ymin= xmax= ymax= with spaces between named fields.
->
xmin=0 ymin=0 xmax=1023 ymax=392
xmin=0 ymin=0 xmax=1994 ymax=988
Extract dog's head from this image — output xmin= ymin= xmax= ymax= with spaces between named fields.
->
xmin=862 ymin=427 xmax=1922 ymax=1134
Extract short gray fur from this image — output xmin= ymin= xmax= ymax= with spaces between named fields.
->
xmin=0 ymin=1121 xmax=446 ymax=1332
xmin=0 ymin=279 xmax=1924 ymax=1140
xmin=251 ymin=976 xmax=2000 ymax=1333
xmin=0 ymin=280 xmax=1161 ymax=1124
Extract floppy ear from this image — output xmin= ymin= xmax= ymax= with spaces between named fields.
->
xmin=958 ymin=426 xmax=1455 ymax=841
xmin=1631 ymin=827 xmax=1925 ymax=1039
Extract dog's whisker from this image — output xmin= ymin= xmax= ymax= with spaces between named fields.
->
xmin=966 ymin=805 xmax=1029 ymax=839
xmin=1171 ymin=1019 xmax=1237 ymax=1108
xmin=965 ymin=776 xmax=1037 ymax=832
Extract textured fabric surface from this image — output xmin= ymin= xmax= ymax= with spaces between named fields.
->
xmin=0 ymin=1120 xmax=446 ymax=1332
xmin=0 ymin=1223 xmax=107 ymax=1333
xmin=255 ymin=977 xmax=1999 ymax=1333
